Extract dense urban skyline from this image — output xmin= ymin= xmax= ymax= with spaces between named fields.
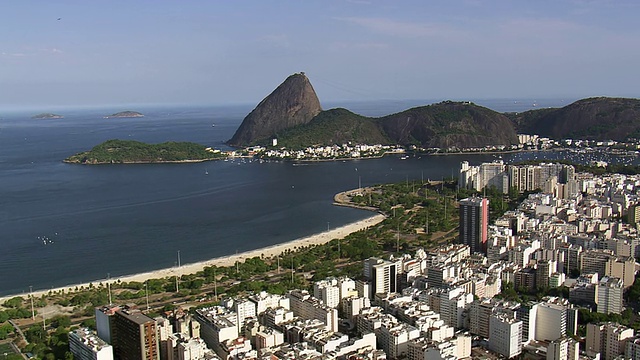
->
xmin=2 ymin=0 xmax=639 ymax=110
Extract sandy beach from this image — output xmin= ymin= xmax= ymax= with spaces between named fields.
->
xmin=1 ymin=213 xmax=385 ymax=303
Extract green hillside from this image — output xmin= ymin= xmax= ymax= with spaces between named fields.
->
xmin=272 ymin=108 xmax=391 ymax=148
xmin=64 ymin=139 xmax=226 ymax=164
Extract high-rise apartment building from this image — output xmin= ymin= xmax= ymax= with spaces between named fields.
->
xmin=459 ymin=197 xmax=489 ymax=254
xmin=111 ymin=306 xmax=160 ymax=360
xmin=363 ymin=257 xmax=399 ymax=297
xmin=626 ymin=335 xmax=640 ymax=360
xmin=597 ymin=277 xmax=624 ymax=315
xmin=95 ymin=305 xmax=120 ymax=344
xmin=489 ymin=313 xmax=523 ymax=359
xmin=586 ymin=322 xmax=634 ymax=360
xmin=535 ymin=297 xmax=577 ymax=342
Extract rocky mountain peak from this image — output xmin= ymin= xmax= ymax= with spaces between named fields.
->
xmin=228 ymin=72 xmax=322 ymax=146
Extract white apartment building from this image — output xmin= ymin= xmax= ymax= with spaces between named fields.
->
xmin=408 ymin=337 xmax=456 ymax=360
xmin=437 ymin=287 xmax=474 ymax=329
xmin=234 ymin=299 xmax=256 ymax=333
xmin=255 ymin=328 xmax=285 ymax=352
xmin=313 ymin=279 xmax=341 ymax=308
xmin=364 ymin=257 xmax=400 ymax=297
xmin=586 ymin=322 xmax=634 ymax=360
xmin=489 ymin=313 xmax=523 ymax=359
xmin=194 ymin=307 xmax=238 ymax=357
xmin=597 ymin=277 xmax=624 ymax=315
xmin=547 ymin=337 xmax=579 ymax=360
xmin=535 ymin=298 xmax=577 ymax=342
xmin=378 ymin=323 xmax=420 ymax=359
xmin=287 ymin=290 xmax=339 ymax=332
xmin=259 ymin=306 xmax=294 ymax=329
xmin=69 ymin=328 xmax=114 ymax=360
xmin=342 ymin=296 xmax=371 ymax=322
xmin=167 ymin=338 xmax=212 ymax=360
xmin=247 ymin=291 xmax=290 ymax=315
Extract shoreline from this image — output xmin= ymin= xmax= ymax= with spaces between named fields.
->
xmin=62 ymin=157 xmax=225 ymax=165
xmin=0 ymin=213 xmax=385 ymax=303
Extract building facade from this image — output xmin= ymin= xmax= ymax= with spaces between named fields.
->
xmin=459 ymin=197 xmax=489 ymax=254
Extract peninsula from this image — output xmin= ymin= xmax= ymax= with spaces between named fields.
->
xmin=103 ymin=110 xmax=144 ymax=118
xmin=229 ymin=73 xmax=640 ymax=150
xmin=31 ymin=112 xmax=64 ymax=119
xmin=64 ymin=139 xmax=227 ymax=164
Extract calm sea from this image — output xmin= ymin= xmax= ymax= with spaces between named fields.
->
xmin=0 ymin=98 xmax=627 ymax=296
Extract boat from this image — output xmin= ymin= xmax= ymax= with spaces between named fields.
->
xmin=205 ymin=170 xmax=209 ymax=175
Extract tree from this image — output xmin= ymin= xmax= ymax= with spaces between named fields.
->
xmin=3 ymin=297 xmax=23 ymax=308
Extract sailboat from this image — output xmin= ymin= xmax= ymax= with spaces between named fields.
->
xmin=205 ymin=169 xmax=209 ymax=175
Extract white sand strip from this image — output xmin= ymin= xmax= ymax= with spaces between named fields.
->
xmin=1 ymin=213 xmax=385 ymax=303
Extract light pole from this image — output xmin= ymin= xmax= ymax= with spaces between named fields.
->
xmin=176 ymin=250 xmax=181 ymax=293
xmin=145 ymin=281 xmax=150 ymax=311
xmin=29 ymin=286 xmax=35 ymax=320
xmin=396 ymin=223 xmax=400 ymax=253
xmin=107 ymin=273 xmax=112 ymax=305
xmin=213 ymin=268 xmax=218 ymax=300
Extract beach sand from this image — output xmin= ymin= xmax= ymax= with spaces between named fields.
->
xmin=1 ymin=213 xmax=385 ymax=303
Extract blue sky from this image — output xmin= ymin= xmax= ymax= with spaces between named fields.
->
xmin=1 ymin=0 xmax=639 ymax=109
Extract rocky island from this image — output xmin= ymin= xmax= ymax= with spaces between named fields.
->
xmin=31 ymin=113 xmax=64 ymax=119
xmin=64 ymin=139 xmax=227 ymax=164
xmin=103 ymin=110 xmax=144 ymax=119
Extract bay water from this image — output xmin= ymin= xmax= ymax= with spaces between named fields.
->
xmin=0 ymin=98 xmax=618 ymax=296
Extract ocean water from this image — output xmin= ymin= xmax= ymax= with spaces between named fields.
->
xmin=0 ymin=98 xmax=617 ymax=296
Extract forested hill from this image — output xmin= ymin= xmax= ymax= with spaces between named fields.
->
xmin=273 ymin=108 xmax=391 ymax=148
xmin=379 ymin=101 xmax=518 ymax=148
xmin=509 ymin=97 xmax=640 ymax=140
xmin=64 ymin=139 xmax=226 ymax=164
xmin=272 ymin=101 xmax=518 ymax=149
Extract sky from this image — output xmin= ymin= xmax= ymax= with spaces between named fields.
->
xmin=1 ymin=0 xmax=639 ymax=110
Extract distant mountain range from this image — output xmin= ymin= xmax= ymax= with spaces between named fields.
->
xmin=228 ymin=73 xmax=640 ymax=148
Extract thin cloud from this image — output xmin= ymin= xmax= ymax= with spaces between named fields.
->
xmin=1 ymin=47 xmax=64 ymax=58
xmin=335 ymin=16 xmax=466 ymax=39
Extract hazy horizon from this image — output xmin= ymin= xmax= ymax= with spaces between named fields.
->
xmin=2 ymin=1 xmax=639 ymax=109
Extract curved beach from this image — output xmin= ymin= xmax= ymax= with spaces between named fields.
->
xmin=1 ymin=213 xmax=385 ymax=303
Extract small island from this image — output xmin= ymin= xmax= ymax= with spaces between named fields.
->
xmin=64 ymin=139 xmax=227 ymax=164
xmin=103 ymin=110 xmax=144 ymax=119
xmin=31 ymin=113 xmax=64 ymax=119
